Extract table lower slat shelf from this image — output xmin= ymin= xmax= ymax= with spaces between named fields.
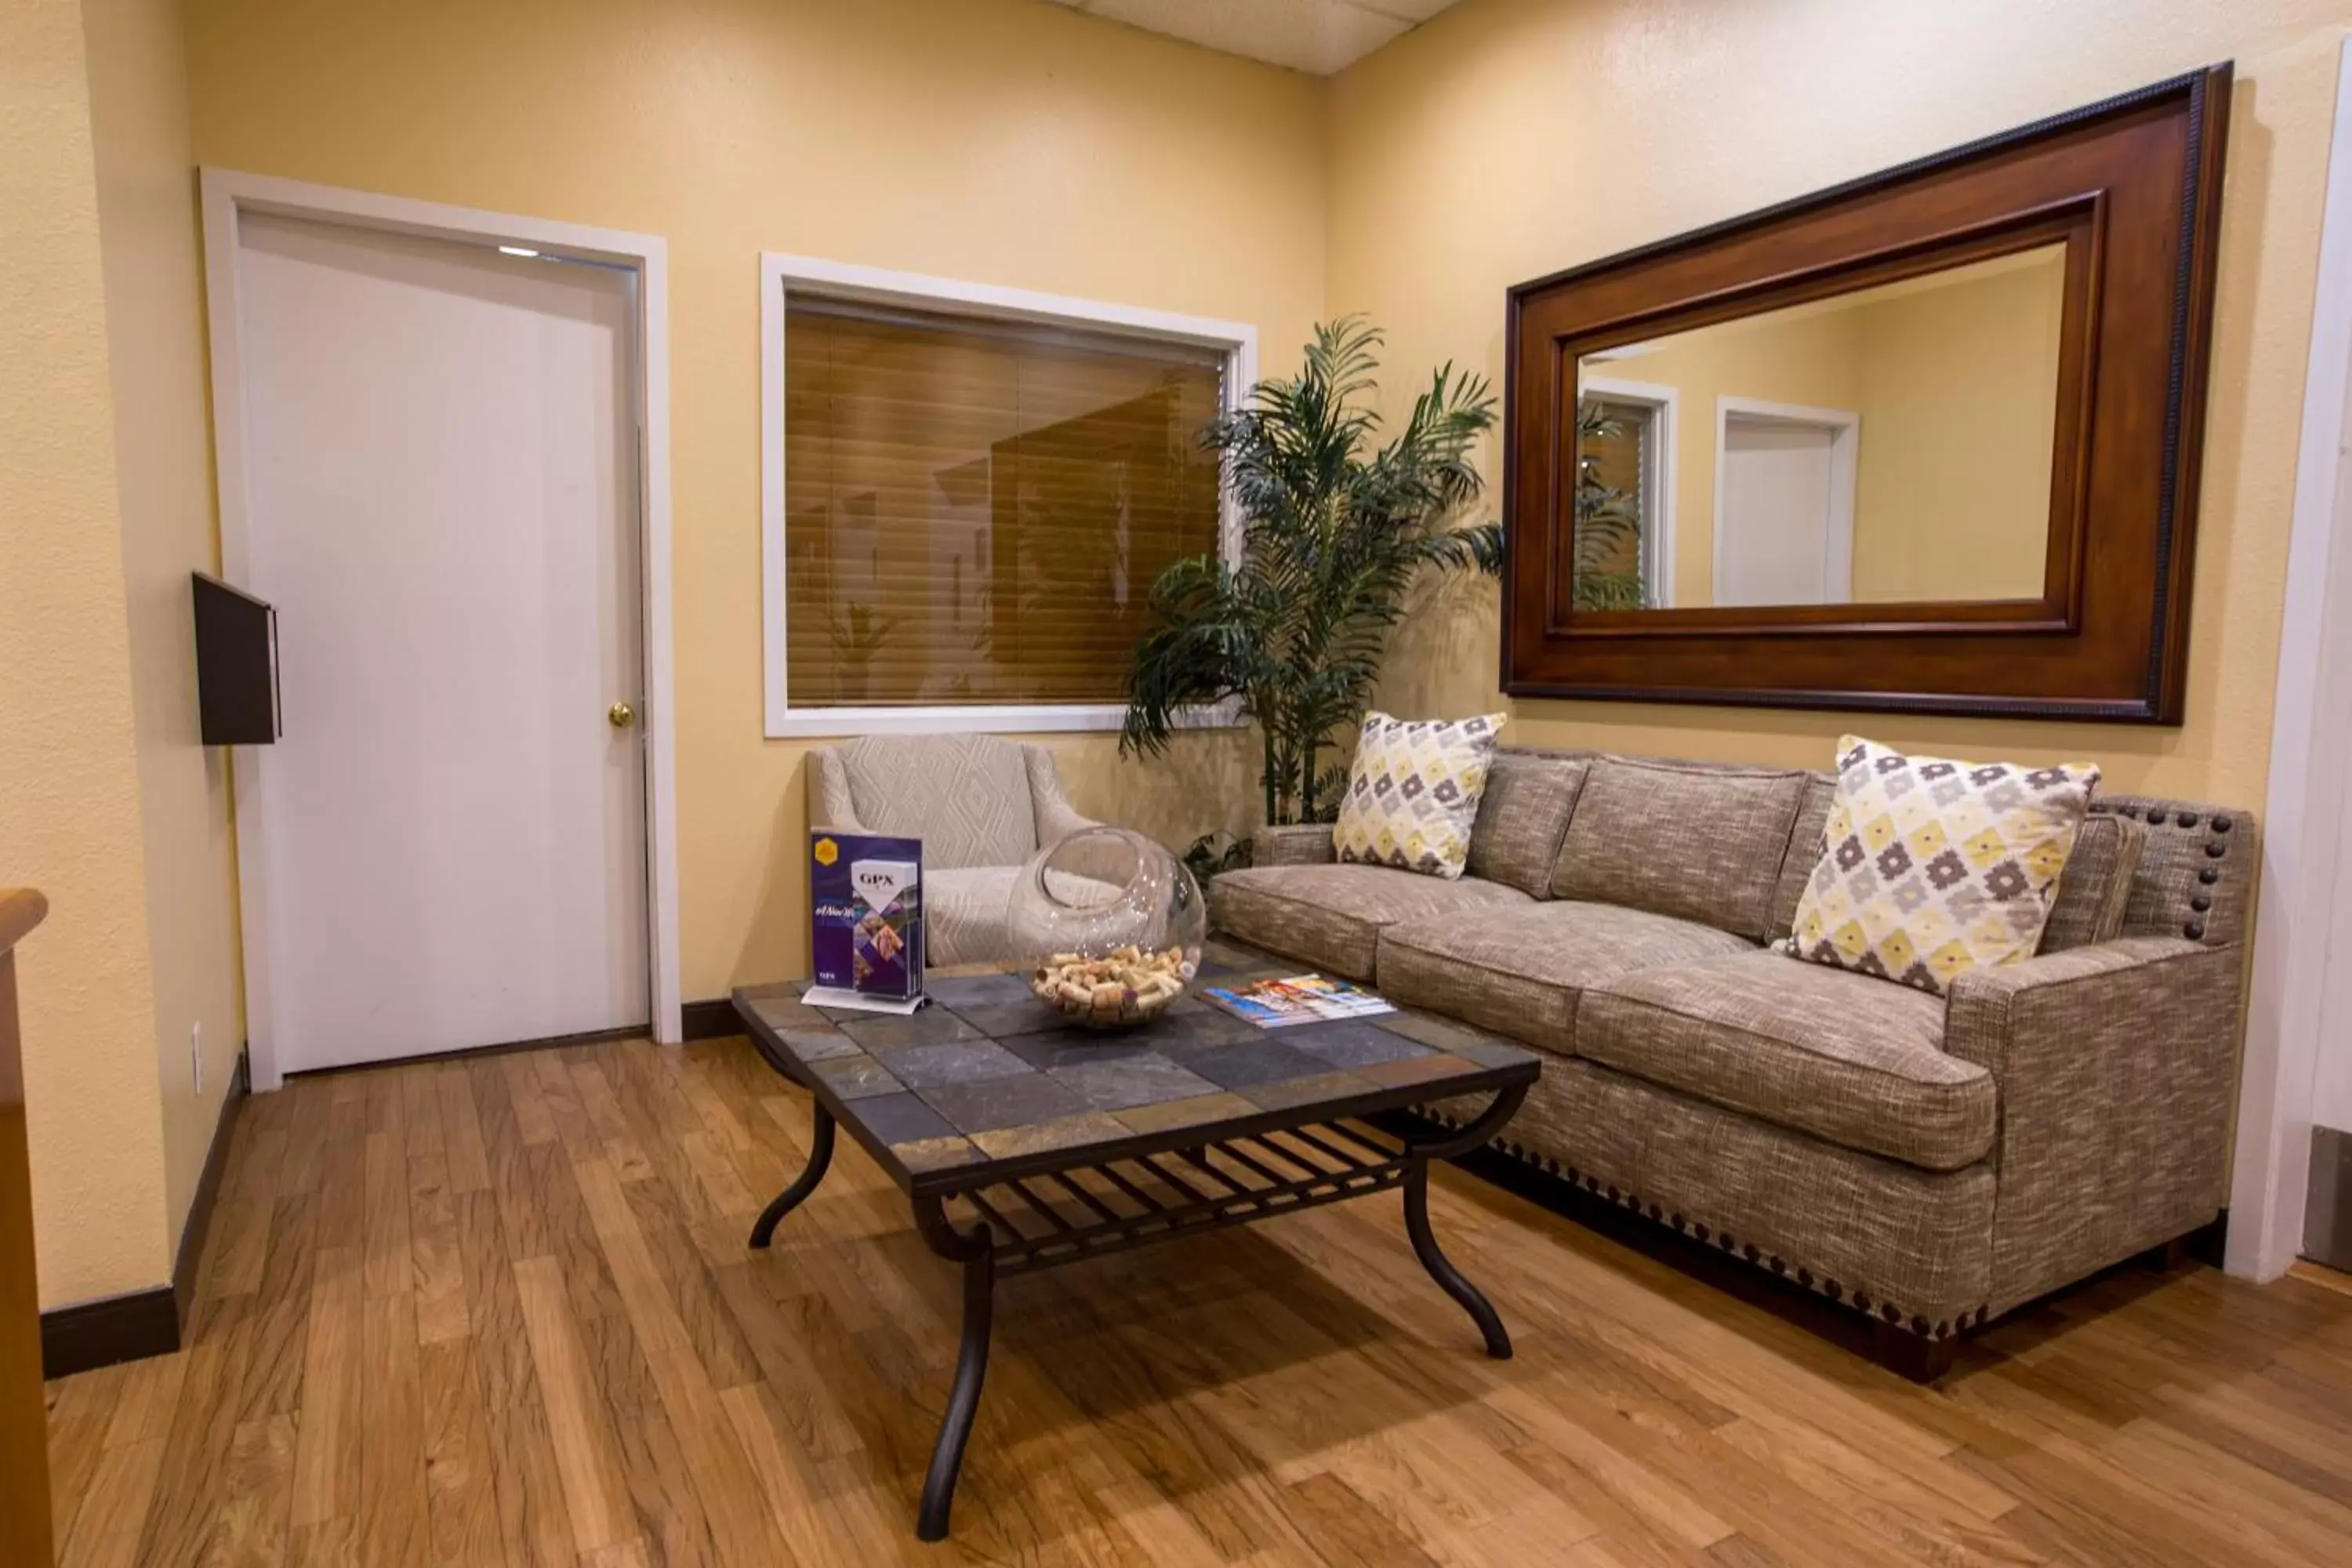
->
xmin=943 ymin=1118 xmax=1410 ymax=1276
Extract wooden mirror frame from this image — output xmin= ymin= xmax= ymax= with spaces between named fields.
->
xmin=1501 ymin=66 xmax=2230 ymax=723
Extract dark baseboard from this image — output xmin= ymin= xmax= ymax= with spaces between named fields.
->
xmin=43 ymin=1048 xmax=249 ymax=1380
xmin=38 ymin=1289 xmax=178 ymax=1381
xmin=172 ymin=1049 xmax=249 ymax=1326
xmin=681 ymin=998 xmax=741 ymax=1040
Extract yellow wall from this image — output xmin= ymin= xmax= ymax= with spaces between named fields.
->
xmin=183 ymin=0 xmax=1325 ymax=1000
xmin=1848 ymin=254 xmax=2064 ymax=603
xmin=1334 ymin=0 xmax=2343 ymax=807
xmin=83 ymin=0 xmax=246 ymax=1287
xmin=0 ymin=0 xmax=176 ymax=1307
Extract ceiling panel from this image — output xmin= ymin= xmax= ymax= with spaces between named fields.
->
xmin=1043 ymin=0 xmax=1461 ymax=75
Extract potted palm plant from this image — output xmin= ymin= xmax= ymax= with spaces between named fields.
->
xmin=1120 ymin=318 xmax=1502 ymax=855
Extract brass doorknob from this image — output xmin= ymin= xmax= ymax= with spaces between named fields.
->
xmin=608 ymin=702 xmax=636 ymax=729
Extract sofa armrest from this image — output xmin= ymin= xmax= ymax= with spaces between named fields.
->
xmin=1943 ymin=937 xmax=2241 ymax=1313
xmin=1022 ymin=745 xmax=1103 ymax=848
xmin=1254 ymin=824 xmax=1336 ymax=867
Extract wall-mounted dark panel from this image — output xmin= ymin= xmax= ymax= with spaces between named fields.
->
xmin=192 ymin=573 xmax=280 ymax=745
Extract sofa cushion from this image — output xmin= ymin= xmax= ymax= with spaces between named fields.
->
xmin=1207 ymin=864 xmax=1532 ymax=982
xmin=1766 ymin=771 xmax=1838 ymax=940
xmin=1579 ymin=950 xmax=1994 ymax=1171
xmin=1465 ymin=753 xmax=1588 ymax=898
xmin=1786 ymin=735 xmax=2100 ymax=996
xmin=1377 ymin=899 xmax=1752 ymax=1054
xmin=1333 ymin=710 xmax=1506 ymax=879
xmin=1770 ymin=783 xmax=2143 ymax=954
xmin=1552 ymin=757 xmax=1811 ymax=939
xmin=2037 ymin=813 xmax=2146 ymax=953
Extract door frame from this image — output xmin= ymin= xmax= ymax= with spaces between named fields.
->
xmin=1712 ymin=395 xmax=1860 ymax=604
xmin=2226 ymin=36 xmax=2352 ymax=1281
xmin=199 ymin=168 xmax=682 ymax=1088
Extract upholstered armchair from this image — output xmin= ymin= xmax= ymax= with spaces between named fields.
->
xmin=808 ymin=734 xmax=1104 ymax=966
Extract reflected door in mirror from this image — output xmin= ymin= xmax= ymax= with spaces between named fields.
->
xmin=1715 ymin=407 xmax=1855 ymax=606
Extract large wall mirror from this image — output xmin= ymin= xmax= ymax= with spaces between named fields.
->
xmin=1505 ymin=67 xmax=2230 ymax=721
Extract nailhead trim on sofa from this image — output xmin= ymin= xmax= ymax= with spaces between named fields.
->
xmin=1421 ymin=1105 xmax=1988 ymax=1343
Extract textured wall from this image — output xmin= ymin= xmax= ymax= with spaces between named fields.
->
xmin=1330 ymin=0 xmax=2347 ymax=810
xmin=186 ymin=0 xmax=1324 ymax=1001
xmin=0 ymin=0 xmax=175 ymax=1307
xmin=83 ymin=0 xmax=245 ymax=1266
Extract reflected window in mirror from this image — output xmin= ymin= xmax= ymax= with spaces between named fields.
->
xmin=1573 ymin=380 xmax=1676 ymax=609
xmin=1572 ymin=242 xmax=2066 ymax=613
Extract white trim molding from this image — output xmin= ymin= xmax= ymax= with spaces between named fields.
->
xmin=198 ymin=168 xmax=684 ymax=1078
xmin=1714 ymin=395 xmax=1861 ymax=605
xmin=2227 ymin=35 xmax=2352 ymax=1281
xmin=759 ymin=251 xmax=1258 ymax=739
xmin=1579 ymin=374 xmax=1680 ymax=608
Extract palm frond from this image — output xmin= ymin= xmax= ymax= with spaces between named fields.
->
xmin=1126 ymin=319 xmax=1501 ymax=823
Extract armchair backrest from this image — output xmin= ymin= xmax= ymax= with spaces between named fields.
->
xmin=811 ymin=733 xmax=1041 ymax=869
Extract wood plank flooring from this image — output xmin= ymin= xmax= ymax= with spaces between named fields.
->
xmin=44 ymin=1035 xmax=2352 ymax=1566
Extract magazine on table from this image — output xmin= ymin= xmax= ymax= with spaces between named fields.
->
xmin=1203 ymin=973 xmax=1396 ymax=1028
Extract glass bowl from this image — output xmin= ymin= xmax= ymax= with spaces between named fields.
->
xmin=1006 ymin=826 xmax=1205 ymax=1028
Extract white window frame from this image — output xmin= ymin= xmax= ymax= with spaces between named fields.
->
xmin=1714 ymin=395 xmax=1861 ymax=604
xmin=760 ymin=252 xmax=1256 ymax=738
xmin=1577 ymin=375 xmax=1680 ymax=608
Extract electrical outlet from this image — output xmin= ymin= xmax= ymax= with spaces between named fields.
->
xmin=191 ymin=1021 xmax=205 ymax=1096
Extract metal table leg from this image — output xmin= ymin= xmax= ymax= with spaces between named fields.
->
xmin=749 ymin=1102 xmax=835 ymax=1249
xmin=913 ymin=1196 xmax=996 ymax=1542
xmin=1400 ymin=1085 xmax=1527 ymax=1359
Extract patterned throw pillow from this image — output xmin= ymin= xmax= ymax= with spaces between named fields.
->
xmin=1332 ymin=712 xmax=1506 ymax=880
xmin=1786 ymin=735 xmax=2100 ymax=995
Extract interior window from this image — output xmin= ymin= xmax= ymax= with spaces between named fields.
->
xmin=783 ymin=297 xmax=1227 ymax=709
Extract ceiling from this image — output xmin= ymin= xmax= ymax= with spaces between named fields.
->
xmin=1040 ymin=0 xmax=1465 ymax=76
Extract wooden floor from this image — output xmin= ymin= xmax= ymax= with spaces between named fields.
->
xmin=43 ymin=1035 xmax=2352 ymax=1567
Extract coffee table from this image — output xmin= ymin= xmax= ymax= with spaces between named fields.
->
xmin=730 ymin=939 xmax=1541 ymax=1541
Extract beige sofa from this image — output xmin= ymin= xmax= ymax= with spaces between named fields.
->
xmin=1207 ymin=746 xmax=2256 ymax=1376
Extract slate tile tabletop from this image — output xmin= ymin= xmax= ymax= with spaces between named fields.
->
xmin=732 ymin=936 xmax=1541 ymax=1195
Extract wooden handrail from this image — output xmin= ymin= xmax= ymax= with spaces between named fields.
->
xmin=0 ymin=889 xmax=47 ymax=953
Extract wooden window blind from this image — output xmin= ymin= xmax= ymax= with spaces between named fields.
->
xmin=784 ymin=297 xmax=1226 ymax=709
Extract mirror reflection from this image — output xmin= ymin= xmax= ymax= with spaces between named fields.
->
xmin=1571 ymin=243 xmax=2065 ymax=611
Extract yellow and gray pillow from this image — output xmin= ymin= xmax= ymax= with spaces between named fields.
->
xmin=1333 ymin=711 xmax=1505 ymax=880
xmin=1786 ymin=735 xmax=2098 ymax=994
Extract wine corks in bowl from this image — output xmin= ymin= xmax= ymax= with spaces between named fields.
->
xmin=1032 ymin=945 xmax=1190 ymax=1028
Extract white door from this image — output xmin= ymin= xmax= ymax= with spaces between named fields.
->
xmin=236 ymin=212 xmax=648 ymax=1073
xmin=1715 ymin=406 xmax=1857 ymax=605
